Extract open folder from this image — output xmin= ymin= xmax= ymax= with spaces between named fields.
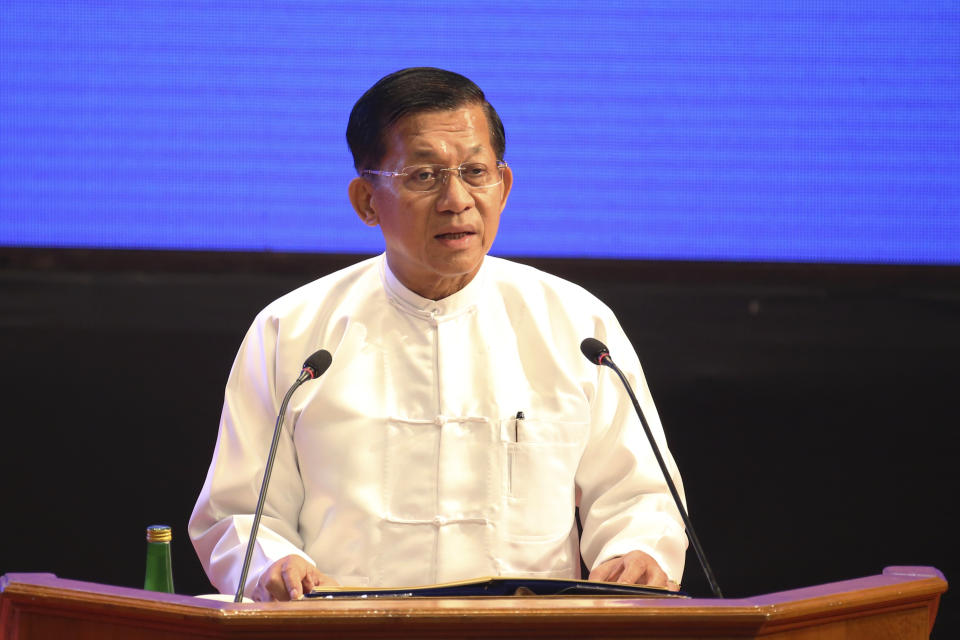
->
xmin=306 ymin=576 xmax=686 ymax=599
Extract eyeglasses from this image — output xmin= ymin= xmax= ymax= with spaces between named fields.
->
xmin=362 ymin=161 xmax=507 ymax=193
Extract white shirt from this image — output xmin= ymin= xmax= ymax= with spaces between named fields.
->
xmin=189 ymin=254 xmax=687 ymax=597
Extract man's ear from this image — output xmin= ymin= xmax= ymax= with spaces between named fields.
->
xmin=349 ymin=177 xmax=379 ymax=226
xmin=498 ymin=164 xmax=514 ymax=212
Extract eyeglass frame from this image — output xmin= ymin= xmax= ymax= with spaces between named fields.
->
xmin=361 ymin=160 xmax=509 ymax=192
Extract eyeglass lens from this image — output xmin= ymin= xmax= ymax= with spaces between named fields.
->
xmin=403 ymin=163 xmax=502 ymax=192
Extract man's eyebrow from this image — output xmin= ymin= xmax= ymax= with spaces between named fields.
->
xmin=407 ymin=149 xmax=441 ymax=161
xmin=406 ymin=145 xmax=488 ymax=162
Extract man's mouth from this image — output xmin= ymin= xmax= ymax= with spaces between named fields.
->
xmin=435 ymin=231 xmax=474 ymax=239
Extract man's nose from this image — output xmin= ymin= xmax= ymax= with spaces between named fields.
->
xmin=436 ymin=170 xmax=474 ymax=213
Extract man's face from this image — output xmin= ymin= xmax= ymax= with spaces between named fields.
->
xmin=349 ymin=103 xmax=512 ymax=300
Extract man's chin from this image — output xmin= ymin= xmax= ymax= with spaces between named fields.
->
xmin=435 ymin=252 xmax=486 ymax=276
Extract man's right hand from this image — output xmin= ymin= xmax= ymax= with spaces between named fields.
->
xmin=253 ymin=554 xmax=338 ymax=601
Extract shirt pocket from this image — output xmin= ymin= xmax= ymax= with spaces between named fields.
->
xmin=500 ymin=418 xmax=587 ymax=541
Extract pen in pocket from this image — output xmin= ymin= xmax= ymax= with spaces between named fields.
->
xmin=507 ymin=410 xmax=524 ymax=495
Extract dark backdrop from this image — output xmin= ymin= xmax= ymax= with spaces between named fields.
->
xmin=1 ymin=249 xmax=955 ymax=637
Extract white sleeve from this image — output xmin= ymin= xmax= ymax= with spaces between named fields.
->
xmin=188 ymin=312 xmax=315 ymax=597
xmin=575 ymin=315 xmax=688 ymax=583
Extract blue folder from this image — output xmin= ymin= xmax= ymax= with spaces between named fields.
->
xmin=306 ymin=577 xmax=685 ymax=599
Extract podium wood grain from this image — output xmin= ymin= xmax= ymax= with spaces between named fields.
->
xmin=0 ymin=566 xmax=946 ymax=639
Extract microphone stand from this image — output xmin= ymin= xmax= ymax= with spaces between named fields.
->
xmin=583 ymin=338 xmax=723 ymax=598
xmin=234 ymin=351 xmax=331 ymax=602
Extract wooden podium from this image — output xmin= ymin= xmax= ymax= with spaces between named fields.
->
xmin=1 ymin=566 xmax=946 ymax=639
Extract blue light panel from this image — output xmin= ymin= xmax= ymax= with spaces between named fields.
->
xmin=1 ymin=2 xmax=958 ymax=264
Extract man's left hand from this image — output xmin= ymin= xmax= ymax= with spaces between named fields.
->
xmin=588 ymin=550 xmax=679 ymax=590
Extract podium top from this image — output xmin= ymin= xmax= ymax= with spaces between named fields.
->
xmin=0 ymin=566 xmax=947 ymax=640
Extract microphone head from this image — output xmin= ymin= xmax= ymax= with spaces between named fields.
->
xmin=580 ymin=337 xmax=610 ymax=365
xmin=302 ymin=349 xmax=333 ymax=379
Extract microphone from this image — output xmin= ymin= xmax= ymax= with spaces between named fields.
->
xmin=580 ymin=338 xmax=723 ymax=598
xmin=580 ymin=337 xmax=611 ymax=366
xmin=234 ymin=349 xmax=333 ymax=602
xmin=301 ymin=349 xmax=333 ymax=383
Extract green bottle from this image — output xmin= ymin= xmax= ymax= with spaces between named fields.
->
xmin=143 ymin=524 xmax=175 ymax=593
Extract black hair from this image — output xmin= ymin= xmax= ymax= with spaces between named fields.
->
xmin=346 ymin=67 xmax=506 ymax=173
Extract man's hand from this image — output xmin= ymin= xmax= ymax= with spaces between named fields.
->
xmin=589 ymin=550 xmax=679 ymax=590
xmin=253 ymin=554 xmax=338 ymax=601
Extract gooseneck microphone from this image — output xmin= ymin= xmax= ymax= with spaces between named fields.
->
xmin=580 ymin=337 xmax=723 ymax=598
xmin=234 ymin=349 xmax=333 ymax=603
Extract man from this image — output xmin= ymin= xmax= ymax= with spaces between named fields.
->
xmin=190 ymin=67 xmax=688 ymax=602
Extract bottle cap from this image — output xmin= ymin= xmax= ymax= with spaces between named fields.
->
xmin=146 ymin=525 xmax=172 ymax=543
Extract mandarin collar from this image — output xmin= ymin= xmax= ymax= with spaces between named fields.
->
xmin=380 ymin=254 xmax=485 ymax=318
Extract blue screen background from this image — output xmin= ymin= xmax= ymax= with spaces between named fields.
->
xmin=2 ymin=2 xmax=958 ymax=264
